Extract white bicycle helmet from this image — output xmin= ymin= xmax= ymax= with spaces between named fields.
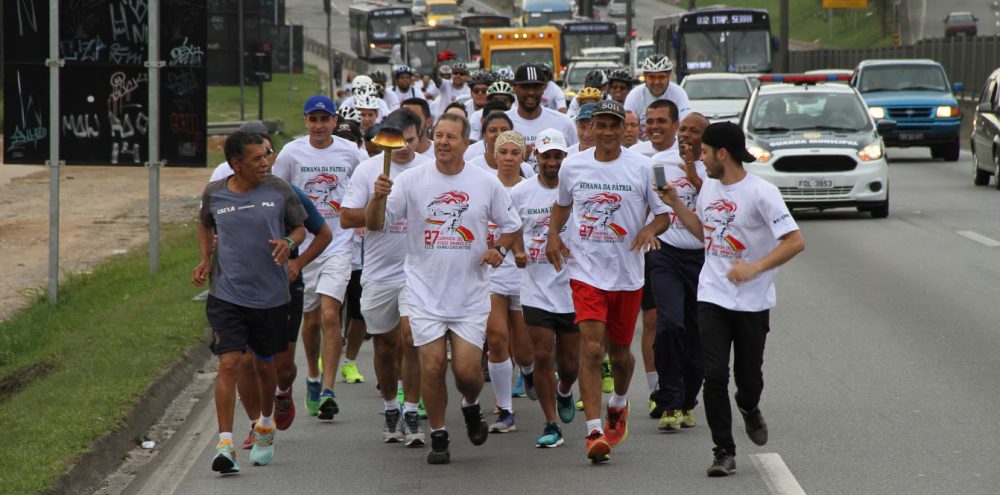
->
xmin=494 ymin=67 xmax=514 ymax=82
xmin=640 ymin=54 xmax=674 ymax=73
xmin=487 ymin=80 xmax=514 ymax=97
xmin=353 ymin=93 xmax=381 ymax=110
xmin=352 ymin=74 xmax=373 ymax=90
xmin=352 ymin=82 xmax=377 ymax=98
xmin=338 ymin=105 xmax=362 ymax=124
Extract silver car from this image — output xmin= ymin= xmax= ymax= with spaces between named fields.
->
xmin=680 ymin=73 xmax=752 ymax=123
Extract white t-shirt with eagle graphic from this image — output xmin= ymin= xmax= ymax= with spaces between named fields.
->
xmin=695 ymin=173 xmax=798 ymax=312
xmin=385 ymin=163 xmax=522 ymax=319
xmin=512 ymin=176 xmax=575 ymax=314
xmin=556 ymin=147 xmax=669 ymax=292
xmin=273 ymin=135 xmax=369 ymax=256
xmin=650 ymin=149 xmax=707 ymax=250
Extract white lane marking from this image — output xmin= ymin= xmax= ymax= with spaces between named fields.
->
xmin=127 ymin=396 xmax=218 ymax=495
xmin=750 ymin=453 xmax=807 ymax=495
xmin=957 ymin=230 xmax=1000 ymax=247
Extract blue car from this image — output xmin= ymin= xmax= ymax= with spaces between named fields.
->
xmin=852 ymin=59 xmax=963 ymax=161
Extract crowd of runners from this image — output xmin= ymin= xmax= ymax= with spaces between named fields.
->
xmin=194 ymin=54 xmax=805 ymax=476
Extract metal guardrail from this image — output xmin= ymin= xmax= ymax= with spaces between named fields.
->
xmin=790 ymin=36 xmax=1000 ymax=101
xmin=303 ymin=38 xmax=371 ymax=83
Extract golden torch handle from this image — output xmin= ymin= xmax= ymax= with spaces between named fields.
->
xmin=376 ymin=150 xmax=392 ymax=231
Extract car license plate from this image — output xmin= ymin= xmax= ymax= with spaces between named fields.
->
xmin=798 ymin=177 xmax=833 ymax=189
xmin=898 ymin=132 xmax=924 ymax=141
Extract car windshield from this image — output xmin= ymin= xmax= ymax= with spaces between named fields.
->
xmin=750 ymin=93 xmax=871 ymax=132
xmin=858 ymin=65 xmax=949 ymax=92
xmin=636 ymin=45 xmax=654 ymax=64
xmin=948 ymin=13 xmax=974 ymax=23
xmin=563 ymin=33 xmax=619 ymax=62
xmin=683 ymin=79 xmax=750 ymax=100
xmin=492 ymin=48 xmax=554 ymax=73
xmin=428 ymin=3 xmax=456 ymax=15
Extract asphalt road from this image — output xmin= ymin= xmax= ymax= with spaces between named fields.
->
xmin=122 ymin=146 xmax=1000 ymax=494
xmin=911 ymin=0 xmax=1000 ymax=40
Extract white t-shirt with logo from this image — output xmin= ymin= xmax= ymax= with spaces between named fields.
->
xmin=487 ymin=183 xmax=524 ymax=296
xmin=468 ymin=154 xmax=536 ymax=179
xmin=385 ymin=164 xmax=523 ymax=318
xmin=512 ymin=176 xmax=574 ymax=313
xmin=630 ymin=139 xmax=678 ymax=158
xmin=507 ymin=107 xmax=578 ymax=164
xmin=341 ymin=152 xmax=432 ymax=284
xmin=556 ymin=147 xmax=669 ymax=291
xmin=623 ymin=83 xmax=692 ymax=139
xmin=541 ymin=81 xmax=567 ymax=111
xmin=273 ymin=135 xmax=369 ymax=256
xmin=696 ymin=173 xmax=799 ymax=312
xmin=650 ymin=149 xmax=706 ymax=250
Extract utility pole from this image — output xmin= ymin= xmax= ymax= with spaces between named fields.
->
xmin=779 ymin=0 xmax=789 ymax=72
xmin=625 ymin=0 xmax=633 ymax=44
xmin=239 ymin=0 xmax=246 ymax=120
xmin=688 ymin=0 xmax=695 ymax=9
xmin=325 ymin=0 xmax=334 ymax=100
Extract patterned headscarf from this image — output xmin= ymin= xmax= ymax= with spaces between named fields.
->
xmin=494 ymin=130 xmax=525 ymax=158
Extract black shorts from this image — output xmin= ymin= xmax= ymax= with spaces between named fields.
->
xmin=286 ymin=276 xmax=305 ymax=342
xmin=522 ymin=305 xmax=578 ymax=333
xmin=206 ymin=295 xmax=288 ymax=358
xmin=641 ymin=251 xmax=656 ymax=311
xmin=345 ymin=269 xmax=364 ymax=321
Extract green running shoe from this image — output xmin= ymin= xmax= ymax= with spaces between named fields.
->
xmin=211 ymin=439 xmax=240 ymax=475
xmin=418 ymin=398 xmax=427 ymax=419
xmin=557 ymin=392 xmax=576 ymax=424
xmin=396 ymin=387 xmax=405 ymax=408
xmin=575 ymin=399 xmax=584 ymax=411
xmin=318 ymin=390 xmax=339 ymax=421
xmin=305 ymin=378 xmax=322 ymax=416
xmin=681 ymin=409 xmax=696 ymax=428
xmin=600 ymin=358 xmax=614 ymax=394
xmin=341 ymin=362 xmax=365 ymax=383
xmin=535 ymin=422 xmax=564 ymax=448
xmin=658 ymin=409 xmax=683 ymax=432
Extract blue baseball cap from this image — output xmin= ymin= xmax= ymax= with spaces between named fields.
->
xmin=304 ymin=95 xmax=336 ymax=115
xmin=577 ymin=103 xmax=596 ymax=122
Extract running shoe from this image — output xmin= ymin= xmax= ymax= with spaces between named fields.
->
xmin=341 ymin=362 xmax=365 ymax=383
xmin=305 ymin=378 xmax=322 ymax=416
xmin=489 ymin=409 xmax=516 ymax=433
xmin=274 ymin=390 xmax=295 ymax=431
xmin=461 ymin=403 xmax=489 ymax=445
xmin=575 ymin=399 xmax=584 ymax=411
xmin=556 ymin=393 xmax=576 ymax=424
xmin=740 ymin=407 xmax=768 ymax=446
xmin=658 ymin=409 xmax=682 ymax=432
xmin=403 ymin=411 xmax=425 ymax=447
xmin=707 ymin=447 xmax=736 ymax=477
xmin=600 ymin=358 xmax=614 ymax=394
xmin=383 ymin=408 xmax=404 ymax=443
xmin=585 ymin=430 xmax=611 ymax=463
xmin=681 ymin=409 xmax=696 ymax=428
xmin=396 ymin=387 xmax=404 ymax=408
xmin=418 ymin=398 xmax=427 ymax=419
xmin=522 ymin=371 xmax=538 ymax=401
xmin=318 ymin=390 xmax=339 ymax=421
xmin=241 ymin=423 xmax=255 ymax=450
xmin=535 ymin=422 xmax=564 ymax=448
xmin=604 ymin=401 xmax=629 ymax=447
xmin=512 ymin=373 xmax=526 ymax=398
xmin=648 ymin=395 xmax=665 ymax=419
xmin=212 ymin=438 xmax=240 ymax=474
xmin=249 ymin=424 xmax=274 ymax=466
xmin=426 ymin=430 xmax=450 ymax=464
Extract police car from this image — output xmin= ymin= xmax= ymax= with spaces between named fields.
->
xmin=742 ymin=74 xmax=895 ymax=218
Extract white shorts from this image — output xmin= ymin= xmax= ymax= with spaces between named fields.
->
xmin=408 ymin=308 xmax=489 ymax=349
xmin=490 ymin=292 xmax=522 ymax=312
xmin=360 ymin=279 xmax=410 ymax=335
xmin=303 ymin=251 xmax=353 ymax=312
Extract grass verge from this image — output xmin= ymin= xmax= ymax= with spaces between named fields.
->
xmin=715 ymin=0 xmax=894 ymax=49
xmin=0 ymin=221 xmax=207 ymax=494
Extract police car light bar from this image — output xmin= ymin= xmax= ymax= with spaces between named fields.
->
xmin=757 ymin=74 xmax=852 ymax=83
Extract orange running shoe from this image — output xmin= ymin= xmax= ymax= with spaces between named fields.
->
xmin=585 ymin=429 xmax=611 ymax=463
xmin=604 ymin=401 xmax=630 ymax=447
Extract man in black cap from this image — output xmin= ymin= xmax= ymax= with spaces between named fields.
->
xmin=507 ymin=64 xmax=578 ymax=166
xmin=657 ymin=121 xmax=805 ymax=477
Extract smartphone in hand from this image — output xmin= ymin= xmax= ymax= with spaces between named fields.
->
xmin=653 ymin=165 xmax=667 ymax=189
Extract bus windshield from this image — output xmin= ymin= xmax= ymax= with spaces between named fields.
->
xmin=523 ymin=10 xmax=573 ymax=27
xmin=563 ymin=33 xmax=618 ymax=62
xmin=428 ymin=3 xmax=457 ymax=15
xmin=682 ymin=28 xmax=770 ymax=73
xmin=407 ymin=36 xmax=468 ymax=72
xmin=491 ymin=48 xmax=555 ymax=72
xmin=370 ymin=16 xmax=411 ymax=40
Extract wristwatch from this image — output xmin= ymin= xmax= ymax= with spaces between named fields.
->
xmin=495 ymin=246 xmax=508 ymax=258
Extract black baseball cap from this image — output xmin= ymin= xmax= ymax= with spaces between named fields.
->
xmin=513 ymin=64 xmax=545 ymax=85
xmin=591 ymin=100 xmax=625 ymax=121
xmin=335 ymin=121 xmax=362 ymax=143
xmin=702 ymin=122 xmax=756 ymax=163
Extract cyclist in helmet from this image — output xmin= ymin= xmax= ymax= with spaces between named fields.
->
xmin=369 ymin=71 xmax=400 ymax=110
xmin=606 ymin=69 xmax=634 ymax=104
xmin=538 ymin=63 xmax=568 ymax=114
xmin=338 ymin=105 xmax=362 ymax=125
xmin=567 ymin=70 xmax=611 ymax=118
xmin=344 ymin=76 xmax=392 ymax=121
xmin=431 ymin=57 xmax=472 ymax=117
xmin=487 ymin=80 xmax=515 ymax=108
xmin=353 ymin=93 xmax=382 ymax=134
xmin=467 ymin=70 xmax=497 ymax=115
xmin=390 ymin=65 xmax=424 ymax=102
xmin=576 ymin=87 xmax=603 ymax=107
xmin=624 ymin=54 xmax=691 ymax=139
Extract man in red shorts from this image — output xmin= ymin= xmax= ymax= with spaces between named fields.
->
xmin=545 ymin=100 xmax=671 ymax=463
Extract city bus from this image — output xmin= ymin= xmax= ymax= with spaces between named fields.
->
xmin=459 ymin=14 xmax=512 ymax=56
xmin=549 ymin=19 xmax=620 ymax=71
xmin=397 ymin=25 xmax=471 ymax=76
xmin=653 ymin=8 xmax=776 ymax=81
xmin=349 ymin=4 xmax=414 ymax=61
xmin=513 ymin=0 xmax=573 ymax=28
xmin=479 ymin=27 xmax=560 ymax=76
xmin=425 ymin=0 xmax=459 ymax=27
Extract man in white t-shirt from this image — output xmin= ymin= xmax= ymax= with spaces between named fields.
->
xmin=367 ymin=113 xmax=522 ymax=465
xmin=630 ymin=99 xmax=680 ymax=158
xmin=645 ymin=112 xmax=709 ymax=430
xmin=389 ymin=65 xmax=426 ymax=102
xmin=511 ymin=128 xmax=580 ymax=449
xmin=546 ymin=100 xmax=671 ymax=464
xmin=539 ymin=65 xmax=568 ymax=113
xmin=341 ymin=108 xmax=431 ymax=447
xmin=432 ymin=63 xmax=472 ymax=118
xmin=658 ymin=121 xmax=804 ymax=478
xmin=624 ymin=54 xmax=692 ymax=140
xmin=401 ymin=97 xmax=436 ymax=160
xmin=272 ymin=95 xmax=370 ymax=423
xmin=507 ymin=64 xmax=578 ymax=165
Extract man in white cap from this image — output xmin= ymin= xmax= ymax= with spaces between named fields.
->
xmin=624 ymin=54 xmax=692 ymax=140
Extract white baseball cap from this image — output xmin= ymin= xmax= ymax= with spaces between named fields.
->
xmin=534 ymin=128 xmax=569 ymax=154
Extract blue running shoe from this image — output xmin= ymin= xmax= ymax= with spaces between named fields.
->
xmin=535 ymin=422 xmax=564 ymax=448
xmin=523 ymin=371 xmax=538 ymax=401
xmin=557 ymin=392 xmax=576 ymax=424
xmin=249 ymin=424 xmax=274 ymax=466
xmin=305 ymin=378 xmax=322 ymax=416
xmin=318 ymin=390 xmax=339 ymax=421
xmin=512 ymin=374 xmax=526 ymax=398
xmin=212 ymin=439 xmax=240 ymax=474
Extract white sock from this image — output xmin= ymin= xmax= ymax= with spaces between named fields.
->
xmin=397 ymin=379 xmax=404 ymax=390
xmin=521 ymin=363 xmax=535 ymax=375
xmin=219 ymin=432 xmax=234 ymax=442
xmin=609 ymin=393 xmax=628 ymax=409
xmin=461 ymin=397 xmax=479 ymax=408
xmin=404 ymin=401 xmax=419 ymax=414
xmin=259 ymin=415 xmax=273 ymax=428
xmin=585 ymin=419 xmax=603 ymax=434
xmin=384 ymin=398 xmax=401 ymax=411
xmin=431 ymin=427 xmax=447 ymax=433
xmin=557 ymin=385 xmax=573 ymax=397
xmin=276 ymin=386 xmax=290 ymax=396
xmin=342 ymin=358 xmax=354 ymax=365
xmin=307 ymin=375 xmax=320 ymax=383
xmin=646 ymin=372 xmax=658 ymax=394
xmin=488 ymin=359 xmax=514 ymax=411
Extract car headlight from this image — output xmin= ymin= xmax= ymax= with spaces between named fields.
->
xmin=428 ymin=19 xmax=437 ymax=26
xmin=868 ymin=106 xmax=885 ymax=120
xmin=858 ymin=142 xmax=883 ymax=161
xmin=936 ymin=105 xmax=960 ymax=118
xmin=747 ymin=145 xmax=772 ymax=163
